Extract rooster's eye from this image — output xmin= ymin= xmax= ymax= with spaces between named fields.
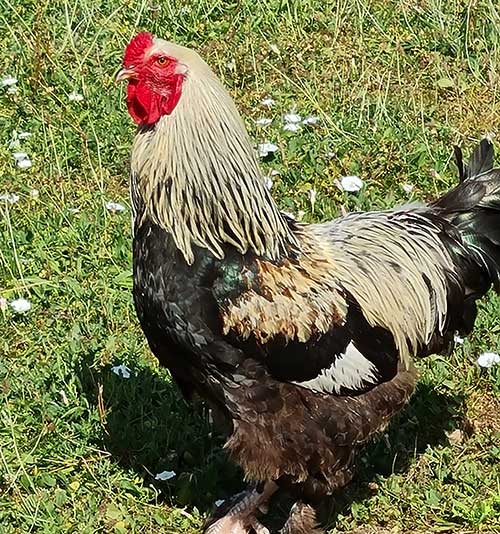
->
xmin=156 ymin=56 xmax=168 ymax=66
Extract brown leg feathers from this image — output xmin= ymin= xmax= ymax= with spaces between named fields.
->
xmin=280 ymin=502 xmax=324 ymax=534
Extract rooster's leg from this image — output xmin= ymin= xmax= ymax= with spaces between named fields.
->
xmin=204 ymin=481 xmax=278 ymax=534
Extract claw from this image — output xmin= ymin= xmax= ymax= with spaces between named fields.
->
xmin=257 ymin=502 xmax=269 ymax=515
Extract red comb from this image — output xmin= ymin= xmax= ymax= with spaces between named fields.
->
xmin=124 ymin=32 xmax=154 ymax=66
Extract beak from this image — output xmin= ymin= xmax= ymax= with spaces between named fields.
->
xmin=115 ymin=67 xmax=137 ymax=83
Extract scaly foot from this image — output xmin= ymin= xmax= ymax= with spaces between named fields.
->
xmin=204 ymin=482 xmax=278 ymax=534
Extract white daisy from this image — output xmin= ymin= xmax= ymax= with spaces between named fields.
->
xmin=68 ymin=91 xmax=84 ymax=102
xmin=283 ymin=123 xmax=301 ymax=133
xmin=1 ymin=76 xmax=17 ymax=87
xmin=476 ymin=352 xmax=500 ymax=369
xmin=17 ymin=158 xmax=32 ymax=169
xmin=12 ymin=152 xmax=32 ymax=169
xmin=284 ymin=113 xmax=301 ymax=124
xmin=13 ymin=152 xmax=28 ymax=162
xmin=257 ymin=142 xmax=278 ymax=158
xmin=111 ymin=364 xmax=132 ymax=379
xmin=154 ymin=470 xmax=176 ymax=481
xmin=340 ymin=175 xmax=363 ymax=192
xmin=0 ymin=193 xmax=20 ymax=204
xmin=302 ymin=116 xmax=320 ymax=126
xmin=10 ymin=298 xmax=31 ymax=313
xmin=261 ymin=97 xmax=275 ymax=108
xmin=105 ymin=201 xmax=126 ymax=212
xmin=401 ymin=183 xmax=414 ymax=194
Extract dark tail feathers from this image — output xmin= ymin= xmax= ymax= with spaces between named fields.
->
xmin=453 ymin=139 xmax=494 ymax=183
xmin=433 ymin=139 xmax=500 ymax=292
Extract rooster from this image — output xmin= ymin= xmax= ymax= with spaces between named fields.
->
xmin=115 ymin=32 xmax=500 ymax=534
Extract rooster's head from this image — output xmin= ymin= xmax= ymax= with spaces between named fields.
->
xmin=116 ymin=32 xmax=195 ymax=126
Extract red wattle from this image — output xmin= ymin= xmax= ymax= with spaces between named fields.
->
xmin=126 ymin=78 xmax=184 ymax=126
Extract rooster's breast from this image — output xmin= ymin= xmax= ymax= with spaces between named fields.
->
xmin=132 ymin=218 xmax=226 ymax=395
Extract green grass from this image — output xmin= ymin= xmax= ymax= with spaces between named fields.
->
xmin=1 ymin=0 xmax=500 ymax=532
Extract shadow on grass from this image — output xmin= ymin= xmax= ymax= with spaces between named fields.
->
xmin=77 ymin=355 xmax=465 ymax=527
xmin=320 ymin=382 xmax=466 ymax=531
xmin=77 ymin=355 xmax=242 ymax=513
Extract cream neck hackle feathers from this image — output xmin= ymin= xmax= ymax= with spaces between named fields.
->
xmin=130 ymin=39 xmax=297 ymax=264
